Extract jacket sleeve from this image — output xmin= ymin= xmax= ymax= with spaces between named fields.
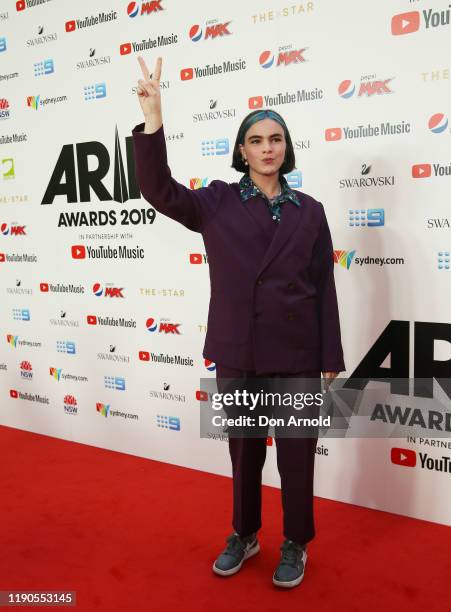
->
xmin=131 ymin=122 xmax=223 ymax=233
xmin=310 ymin=202 xmax=346 ymax=373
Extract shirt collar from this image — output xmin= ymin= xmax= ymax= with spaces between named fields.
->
xmin=238 ymin=173 xmax=300 ymax=207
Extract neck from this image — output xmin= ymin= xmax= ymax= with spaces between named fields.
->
xmin=249 ymin=169 xmax=281 ymax=199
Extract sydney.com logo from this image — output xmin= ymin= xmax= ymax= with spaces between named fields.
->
xmin=333 ymin=250 xmax=405 ymax=269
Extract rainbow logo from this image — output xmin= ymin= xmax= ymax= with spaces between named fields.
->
xmin=7 ymin=334 xmax=18 ymax=347
xmin=49 ymin=367 xmax=62 ymax=381
xmin=26 ymin=95 xmax=40 ymax=110
xmin=333 ymin=250 xmax=356 ymax=269
xmin=96 ymin=402 xmax=110 ymax=417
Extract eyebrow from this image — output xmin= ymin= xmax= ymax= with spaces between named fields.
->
xmin=247 ymin=133 xmax=283 ymax=139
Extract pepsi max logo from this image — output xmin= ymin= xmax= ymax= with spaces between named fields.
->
xmin=204 ymin=359 xmax=216 ymax=372
xmin=259 ymin=48 xmax=307 ymax=69
xmin=92 ymin=283 xmax=124 ymax=298
xmin=429 ymin=113 xmax=448 ymax=134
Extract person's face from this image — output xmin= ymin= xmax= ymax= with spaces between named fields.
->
xmin=239 ymin=118 xmax=286 ymax=176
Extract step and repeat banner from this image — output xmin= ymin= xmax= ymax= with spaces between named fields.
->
xmin=1 ymin=0 xmax=450 ymax=526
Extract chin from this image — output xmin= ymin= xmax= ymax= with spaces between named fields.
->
xmin=260 ymin=166 xmax=279 ymax=175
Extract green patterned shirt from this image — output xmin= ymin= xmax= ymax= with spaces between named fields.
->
xmin=238 ymin=173 xmax=300 ymax=223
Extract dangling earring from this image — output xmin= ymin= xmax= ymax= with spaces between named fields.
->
xmin=242 ymin=157 xmax=248 ymax=166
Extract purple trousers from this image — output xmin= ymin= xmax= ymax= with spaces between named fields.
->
xmin=215 ymin=363 xmax=320 ymax=547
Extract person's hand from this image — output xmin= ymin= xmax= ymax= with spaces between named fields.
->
xmin=136 ymin=55 xmax=163 ymax=131
xmin=322 ymin=371 xmax=338 ymax=391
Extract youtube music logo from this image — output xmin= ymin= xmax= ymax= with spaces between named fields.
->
xmin=189 ymin=253 xmax=208 ymax=264
xmin=181 ymin=68 xmax=194 ymax=81
xmin=249 ymin=96 xmax=263 ymax=109
xmin=120 ymin=43 xmax=132 ymax=55
xmin=325 ymin=128 xmax=342 ymax=142
xmin=392 ymin=8 xmax=451 ymax=36
xmin=412 ymin=164 xmax=431 ymax=178
xmin=72 ymin=245 xmax=86 ymax=259
xmin=391 ymin=447 xmax=416 ymax=467
xmin=391 ymin=12 xmax=420 ymax=36
xmin=391 ymin=447 xmax=451 ymax=474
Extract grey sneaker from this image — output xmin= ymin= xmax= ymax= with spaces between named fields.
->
xmin=212 ymin=532 xmax=260 ymax=576
xmin=272 ymin=539 xmax=307 ymax=588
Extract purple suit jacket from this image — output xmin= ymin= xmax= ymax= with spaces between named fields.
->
xmin=132 ymin=122 xmax=345 ymax=375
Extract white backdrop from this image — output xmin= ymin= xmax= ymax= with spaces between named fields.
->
xmin=1 ymin=0 xmax=450 ymax=526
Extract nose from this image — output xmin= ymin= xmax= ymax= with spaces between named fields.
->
xmin=262 ymin=140 xmax=273 ymax=153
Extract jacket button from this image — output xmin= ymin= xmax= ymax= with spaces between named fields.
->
xmin=288 ymin=282 xmax=295 ymax=290
xmin=287 ymin=313 xmax=295 ymax=320
xmin=257 ymin=279 xmax=263 ymax=286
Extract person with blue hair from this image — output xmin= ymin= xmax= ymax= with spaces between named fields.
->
xmin=133 ymin=56 xmax=345 ymax=589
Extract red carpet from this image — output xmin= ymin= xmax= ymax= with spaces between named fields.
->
xmin=1 ymin=424 xmax=449 ymax=611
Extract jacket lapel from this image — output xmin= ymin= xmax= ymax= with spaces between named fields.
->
xmin=256 ymin=198 xmax=302 ymax=277
xmin=240 ymin=196 xmax=275 ymax=241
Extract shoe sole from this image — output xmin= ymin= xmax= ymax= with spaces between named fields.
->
xmin=272 ymin=550 xmax=307 ymax=588
xmin=212 ymin=541 xmax=260 ymax=576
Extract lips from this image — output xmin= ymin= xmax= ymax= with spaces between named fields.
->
xmin=262 ymin=158 xmax=274 ymax=163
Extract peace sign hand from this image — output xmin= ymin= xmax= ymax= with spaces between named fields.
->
xmin=137 ymin=55 xmax=163 ymax=132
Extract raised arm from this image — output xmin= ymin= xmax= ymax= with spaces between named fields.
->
xmin=133 ymin=56 xmax=223 ymax=233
